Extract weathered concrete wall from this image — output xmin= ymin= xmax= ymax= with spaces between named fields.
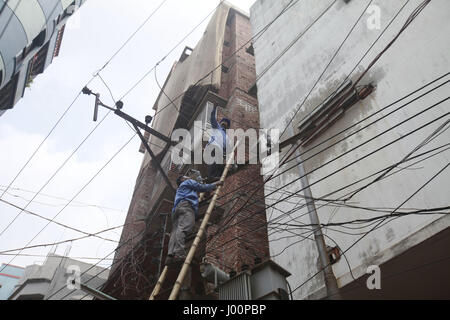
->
xmin=143 ymin=3 xmax=230 ymax=161
xmin=250 ymin=0 xmax=450 ymax=299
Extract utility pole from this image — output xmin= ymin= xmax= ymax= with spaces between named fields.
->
xmin=287 ymin=125 xmax=341 ymax=300
xmin=82 ymin=87 xmax=176 ymax=194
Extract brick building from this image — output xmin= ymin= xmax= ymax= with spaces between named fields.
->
xmin=103 ymin=2 xmax=269 ymax=300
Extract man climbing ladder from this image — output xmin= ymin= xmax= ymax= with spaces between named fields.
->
xmin=166 ymin=175 xmax=223 ymax=266
xmin=206 ymin=105 xmax=234 ymax=181
xmin=150 ymin=142 xmax=239 ymax=300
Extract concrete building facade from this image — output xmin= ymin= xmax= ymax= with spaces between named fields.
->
xmin=250 ymin=0 xmax=450 ymax=299
xmin=8 ymin=253 xmax=109 ymax=300
xmin=0 ymin=0 xmax=86 ymax=116
xmin=0 ymin=263 xmax=24 ymax=300
xmin=103 ymin=2 xmax=270 ymax=300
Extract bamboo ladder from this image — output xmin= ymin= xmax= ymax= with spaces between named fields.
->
xmin=149 ymin=142 xmax=240 ymax=300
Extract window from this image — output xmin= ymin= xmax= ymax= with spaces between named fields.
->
xmin=0 ymin=73 xmax=19 ymax=110
xmin=221 ymin=65 xmax=229 ymax=73
xmin=204 ymin=101 xmax=215 ymax=130
xmin=246 ymin=44 xmax=255 ymax=56
xmin=15 ymin=30 xmax=46 ymax=69
xmin=62 ymin=2 xmax=77 ymax=19
xmin=180 ymin=47 xmax=193 ymax=62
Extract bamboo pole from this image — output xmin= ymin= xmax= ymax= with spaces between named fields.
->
xmin=168 ymin=142 xmax=240 ymax=300
xmin=149 ymin=265 xmax=168 ymax=300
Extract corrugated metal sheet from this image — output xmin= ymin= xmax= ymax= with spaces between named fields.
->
xmin=219 ymin=272 xmax=252 ymax=300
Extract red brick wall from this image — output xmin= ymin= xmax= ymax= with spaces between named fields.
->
xmin=108 ymin=8 xmax=270 ymax=295
xmin=206 ymin=10 xmax=269 ymax=274
xmin=110 ymin=163 xmax=156 ymax=276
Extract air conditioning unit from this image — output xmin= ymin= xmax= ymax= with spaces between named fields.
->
xmin=218 ymin=260 xmax=291 ymax=300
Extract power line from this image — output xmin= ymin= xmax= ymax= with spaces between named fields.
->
xmin=202 ymin=71 xmax=450 ymax=209
xmin=88 ymin=0 xmax=309 ymax=280
xmin=208 ymin=92 xmax=450 ymax=245
xmin=1 ymin=0 xmax=300 ymax=298
xmin=272 ymin=207 xmax=450 ymax=230
xmin=118 ymin=0 xmax=227 ymax=101
xmin=279 ymin=0 xmax=419 ymax=140
xmin=206 ymin=110 xmax=450 ymax=250
xmin=0 ymin=185 xmax=126 ymax=212
xmin=291 ymin=160 xmax=450 ymax=295
xmin=197 ymin=111 xmax=450 ymax=259
xmin=97 ymin=0 xmax=170 ymax=73
xmin=201 ymin=0 xmax=428 ymax=240
xmin=0 ymin=224 xmax=125 ymax=255
xmin=0 ymin=0 xmax=170 ymax=230
xmin=46 ymin=227 xmax=149 ymax=300
xmin=123 ymin=0 xmax=301 ymax=118
xmin=0 ymin=253 xmax=114 ymax=261
xmin=46 ymin=182 xmax=174 ymax=300
xmin=233 ymin=142 xmax=450 ymax=245
xmin=0 ymin=133 xmax=137 ymax=274
xmin=0 ymin=198 xmax=118 ymax=243
xmin=262 ymin=132 xmax=449 ymax=265
xmin=208 ymin=141 xmax=450 ymax=264
xmin=280 ymin=142 xmax=450 ymax=229
xmin=0 ymin=111 xmax=116 ymax=238
xmin=255 ymin=0 xmax=339 ymax=82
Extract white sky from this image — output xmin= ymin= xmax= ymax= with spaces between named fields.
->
xmin=0 ymin=0 xmax=256 ymax=270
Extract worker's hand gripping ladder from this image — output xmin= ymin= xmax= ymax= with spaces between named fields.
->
xmin=149 ymin=142 xmax=240 ymax=300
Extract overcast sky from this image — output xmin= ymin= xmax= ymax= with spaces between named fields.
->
xmin=0 ymin=0 xmax=256 ymax=270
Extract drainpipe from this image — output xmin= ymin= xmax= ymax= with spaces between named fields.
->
xmin=287 ymin=126 xmax=341 ymax=300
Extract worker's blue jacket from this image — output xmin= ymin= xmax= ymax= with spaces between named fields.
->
xmin=206 ymin=106 xmax=231 ymax=154
xmin=172 ymin=179 xmax=216 ymax=215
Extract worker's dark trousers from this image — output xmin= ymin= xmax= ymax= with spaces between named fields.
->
xmin=207 ymin=149 xmax=226 ymax=179
xmin=168 ymin=201 xmax=195 ymax=258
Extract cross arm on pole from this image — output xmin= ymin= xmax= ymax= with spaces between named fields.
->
xmin=82 ymin=87 xmax=177 ymax=194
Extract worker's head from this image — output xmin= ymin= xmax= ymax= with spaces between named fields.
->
xmin=220 ymin=118 xmax=231 ymax=130
xmin=187 ymin=169 xmax=203 ymax=183
xmin=176 ymin=175 xmax=189 ymax=186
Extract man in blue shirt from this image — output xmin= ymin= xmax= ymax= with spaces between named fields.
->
xmin=206 ymin=105 xmax=232 ymax=181
xmin=166 ymin=175 xmax=223 ymax=266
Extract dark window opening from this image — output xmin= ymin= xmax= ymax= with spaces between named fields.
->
xmin=31 ymin=29 xmax=46 ymax=48
xmin=248 ymin=83 xmax=257 ymax=98
xmin=28 ymin=42 xmax=50 ymax=79
xmin=62 ymin=1 xmax=77 ymax=19
xmin=180 ymin=46 xmax=193 ymax=62
xmin=246 ymin=44 xmax=255 ymax=56
xmin=221 ymin=65 xmax=229 ymax=73
xmin=16 ymin=29 xmax=47 ymax=68
xmin=0 ymin=73 xmax=19 ymax=110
